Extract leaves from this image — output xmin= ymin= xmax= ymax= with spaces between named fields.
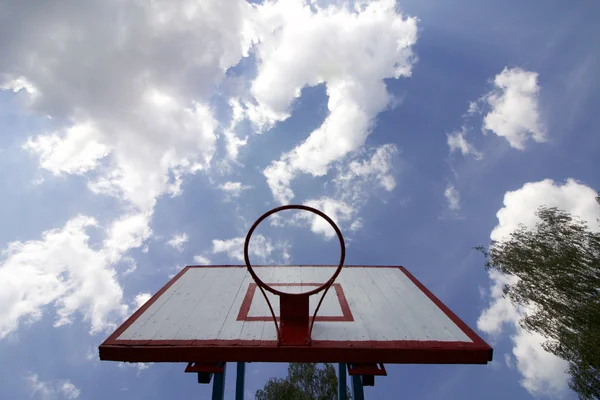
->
xmin=478 ymin=206 xmax=600 ymax=399
xmin=256 ymin=363 xmax=349 ymax=400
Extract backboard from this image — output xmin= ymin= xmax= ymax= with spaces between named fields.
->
xmin=99 ymin=265 xmax=493 ymax=364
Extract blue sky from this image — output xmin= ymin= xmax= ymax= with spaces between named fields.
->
xmin=1 ymin=0 xmax=599 ymax=399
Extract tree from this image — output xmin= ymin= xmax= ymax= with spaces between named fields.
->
xmin=256 ymin=363 xmax=350 ymax=400
xmin=476 ymin=206 xmax=600 ymax=399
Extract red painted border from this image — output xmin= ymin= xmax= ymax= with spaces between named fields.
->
xmin=101 ymin=266 xmax=190 ymax=346
xmin=236 ymin=283 xmax=354 ymax=322
xmin=398 ymin=266 xmax=491 ymax=352
xmin=185 ymin=362 xmax=224 ymax=373
xmin=99 ymin=266 xmax=493 ymax=364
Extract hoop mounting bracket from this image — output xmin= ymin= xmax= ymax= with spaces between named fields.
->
xmin=244 ymin=205 xmax=346 ymax=346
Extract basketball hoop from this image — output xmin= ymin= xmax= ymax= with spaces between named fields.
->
xmin=244 ymin=205 xmax=346 ymax=346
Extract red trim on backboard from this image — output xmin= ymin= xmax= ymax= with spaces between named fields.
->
xmin=398 ymin=266 xmax=492 ymax=359
xmin=184 ymin=362 xmax=224 ymax=373
xmin=186 ymin=265 xmax=404 ymax=268
xmin=99 ymin=339 xmax=492 ymax=364
xmin=236 ymin=283 xmax=354 ymax=322
xmin=101 ymin=266 xmax=191 ymax=346
xmin=99 ymin=265 xmax=493 ymax=364
xmin=333 ymin=283 xmax=353 ymax=322
xmin=347 ymin=363 xmax=387 ymax=376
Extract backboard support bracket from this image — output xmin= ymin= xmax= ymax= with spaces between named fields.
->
xmin=279 ymin=294 xmax=310 ymax=345
xmin=244 ymin=205 xmax=346 ymax=347
xmin=185 ymin=362 xmax=225 ymax=384
xmin=348 ymin=363 xmax=387 ymax=387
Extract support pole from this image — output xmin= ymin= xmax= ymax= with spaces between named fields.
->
xmin=351 ymin=372 xmax=364 ymax=400
xmin=212 ymin=363 xmax=227 ymax=400
xmin=236 ymin=362 xmax=245 ymax=400
xmin=338 ymin=363 xmax=347 ymax=400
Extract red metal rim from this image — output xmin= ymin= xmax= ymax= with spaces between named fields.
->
xmin=243 ymin=204 xmax=346 ymax=296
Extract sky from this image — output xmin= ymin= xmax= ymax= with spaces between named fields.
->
xmin=0 ymin=0 xmax=599 ymax=399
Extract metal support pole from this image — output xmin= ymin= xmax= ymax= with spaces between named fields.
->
xmin=236 ymin=362 xmax=245 ymax=400
xmin=338 ymin=363 xmax=347 ymax=400
xmin=212 ymin=363 xmax=227 ymax=400
xmin=351 ymin=373 xmax=365 ymax=400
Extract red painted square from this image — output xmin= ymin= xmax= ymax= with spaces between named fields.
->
xmin=236 ymin=283 xmax=354 ymax=322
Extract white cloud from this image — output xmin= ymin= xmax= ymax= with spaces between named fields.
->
xmin=490 ymin=179 xmax=599 ymax=242
xmin=58 ymin=382 xmax=80 ymax=400
xmin=222 ymin=98 xmax=249 ymax=160
xmin=308 ymin=144 xmax=398 ymax=235
xmin=447 ymin=67 xmax=543 ymax=159
xmin=447 ymin=129 xmax=482 ymax=160
xmin=477 ymin=269 xmax=521 ymax=334
xmin=350 ymin=219 xmax=364 ymax=232
xmin=303 ymin=198 xmax=356 ymax=240
xmin=166 ymin=233 xmax=189 ymax=252
xmin=25 ymin=373 xmax=80 ymax=400
xmin=23 ymin=123 xmax=110 ymax=175
xmin=444 ymin=183 xmax=461 ymax=212
xmin=261 ymin=146 xmax=397 ymax=239
xmin=1 ymin=0 xmax=257 ymax=212
xmin=212 ymin=234 xmax=289 ymax=263
xmin=512 ymin=329 xmax=571 ymax=396
xmin=1 ymin=76 xmax=38 ymax=95
xmin=256 ymin=197 xmax=358 ymax=240
xmin=133 ymin=293 xmax=151 ymax=310
xmin=117 ymin=362 xmax=151 ymax=376
xmin=218 ymin=181 xmax=252 ymax=198
xmin=467 ymin=101 xmax=479 ymax=115
xmin=254 ymin=0 xmax=418 ymax=203
xmin=335 ymin=144 xmax=398 ymax=198
xmin=1 ymin=5 xmax=259 ymax=337
xmin=482 ymin=67 xmax=545 ymax=150
xmin=193 ymin=255 xmax=211 ymax=265
xmin=103 ymin=213 xmax=152 ymax=264
xmin=478 ymin=179 xmax=600 ymax=397
xmin=0 ymin=213 xmax=151 ymax=339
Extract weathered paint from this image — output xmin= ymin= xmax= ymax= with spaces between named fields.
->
xmin=117 ymin=266 xmax=471 ymax=342
xmin=238 ymin=283 xmax=353 ymax=322
xmin=100 ymin=266 xmax=493 ymax=364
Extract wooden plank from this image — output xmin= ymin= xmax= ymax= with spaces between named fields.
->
xmin=270 ymin=265 xmax=296 ymax=286
xmin=311 ymin=267 xmax=350 ymax=342
xmin=126 ymin=267 xmax=213 ymax=340
xmin=380 ymin=268 xmax=437 ymax=341
xmin=117 ymin=266 xmax=472 ymax=345
xmin=216 ymin=272 xmax=253 ymax=340
xmin=384 ymin=268 xmax=471 ymax=342
xmin=169 ymin=267 xmax=239 ymax=340
xmin=146 ymin=267 xmax=223 ymax=340
xmin=190 ymin=268 xmax=248 ymax=340
xmin=249 ymin=289 xmax=279 ymax=316
xmin=340 ymin=268 xmax=396 ymax=341
xmin=306 ymin=266 xmax=340 ymax=315
xmin=320 ymin=268 xmax=370 ymax=342
xmin=259 ymin=267 xmax=279 ymax=341
xmin=363 ymin=268 xmax=415 ymax=340
xmin=393 ymin=267 xmax=472 ymax=341
xmin=117 ymin=269 xmax=191 ymax=339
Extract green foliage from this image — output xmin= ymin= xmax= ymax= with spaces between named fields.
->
xmin=256 ymin=363 xmax=350 ymax=400
xmin=477 ymin=206 xmax=600 ymax=399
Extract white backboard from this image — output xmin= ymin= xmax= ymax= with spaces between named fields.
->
xmin=100 ymin=266 xmax=492 ymax=364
